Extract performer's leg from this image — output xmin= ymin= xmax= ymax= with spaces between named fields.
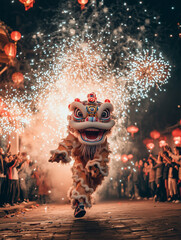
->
xmin=85 ymin=147 xmax=109 ymax=190
xmin=68 ymin=160 xmax=94 ymax=209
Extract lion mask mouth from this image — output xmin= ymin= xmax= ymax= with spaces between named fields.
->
xmin=79 ymin=128 xmax=106 ymax=143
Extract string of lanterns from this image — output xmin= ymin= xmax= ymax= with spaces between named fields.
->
xmin=142 ymin=125 xmax=181 ymax=151
xmin=3 ymin=30 xmax=24 ymax=85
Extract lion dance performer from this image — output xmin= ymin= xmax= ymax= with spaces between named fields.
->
xmin=49 ymin=92 xmax=115 ymax=218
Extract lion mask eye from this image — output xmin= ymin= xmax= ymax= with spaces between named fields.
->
xmin=74 ymin=108 xmax=83 ymax=118
xmin=101 ymin=109 xmax=110 ymax=119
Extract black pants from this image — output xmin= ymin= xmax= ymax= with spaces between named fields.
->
xmin=39 ymin=195 xmax=47 ymax=204
xmin=155 ymin=178 xmax=166 ymax=201
xmin=0 ymin=177 xmax=6 ymax=205
xmin=19 ymin=179 xmax=28 ymax=202
xmin=8 ymin=180 xmax=20 ymax=205
xmin=149 ymin=181 xmax=156 ymax=197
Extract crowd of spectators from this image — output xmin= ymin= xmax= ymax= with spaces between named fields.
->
xmin=0 ymin=144 xmax=50 ymax=207
xmin=127 ymin=145 xmax=181 ymax=203
xmin=1 ymin=143 xmax=181 ymax=206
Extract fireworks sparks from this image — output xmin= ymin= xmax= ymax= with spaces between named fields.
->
xmin=1 ymin=1 xmax=172 ymax=163
xmin=0 ymin=0 xmax=174 ymax=201
xmin=126 ymin=48 xmax=171 ymax=99
xmin=0 ymin=96 xmax=31 ymax=136
xmin=22 ymin=39 xmax=130 ymax=159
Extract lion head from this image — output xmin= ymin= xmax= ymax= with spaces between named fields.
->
xmin=68 ymin=92 xmax=115 ymax=145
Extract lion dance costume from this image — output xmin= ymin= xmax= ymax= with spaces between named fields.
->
xmin=49 ymin=93 xmax=115 ymax=217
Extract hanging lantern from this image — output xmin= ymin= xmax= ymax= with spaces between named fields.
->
xmin=19 ymin=0 xmax=35 ymax=11
xmin=12 ymin=72 xmax=24 ymax=84
xmin=159 ymin=136 xmax=167 ymax=148
xmin=146 ymin=142 xmax=155 ymax=150
xmin=78 ymin=0 xmax=88 ymax=10
xmin=173 ymin=136 xmax=181 ymax=146
xmin=150 ymin=130 xmax=160 ymax=139
xmin=127 ymin=125 xmax=139 ymax=137
xmin=172 ymin=128 xmax=181 ymax=146
xmin=143 ymin=138 xmax=154 ymax=150
xmin=172 ymin=128 xmax=181 ymax=138
xmin=128 ymin=154 xmax=133 ymax=160
xmin=11 ymin=31 xmax=21 ymax=42
xmin=121 ymin=154 xmax=128 ymax=163
xmin=4 ymin=43 xmax=17 ymax=58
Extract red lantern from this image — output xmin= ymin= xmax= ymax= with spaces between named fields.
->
xmin=121 ymin=154 xmax=128 ymax=163
xmin=150 ymin=130 xmax=160 ymax=139
xmin=128 ymin=154 xmax=133 ymax=160
xmin=127 ymin=125 xmax=139 ymax=137
xmin=143 ymin=138 xmax=154 ymax=150
xmin=146 ymin=142 xmax=155 ymax=150
xmin=159 ymin=136 xmax=167 ymax=148
xmin=4 ymin=43 xmax=17 ymax=58
xmin=172 ymin=128 xmax=181 ymax=138
xmin=11 ymin=31 xmax=21 ymax=42
xmin=172 ymin=129 xmax=181 ymax=146
xmin=173 ymin=136 xmax=181 ymax=146
xmin=12 ymin=72 xmax=24 ymax=84
xmin=19 ymin=0 xmax=35 ymax=11
xmin=78 ymin=0 xmax=88 ymax=10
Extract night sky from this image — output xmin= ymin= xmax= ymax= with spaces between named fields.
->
xmin=0 ymin=0 xmax=181 ymax=143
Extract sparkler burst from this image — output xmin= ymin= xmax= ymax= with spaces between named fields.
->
xmin=2 ymin=0 xmax=171 ymax=167
xmin=0 ymin=95 xmax=31 ymax=136
xmin=126 ymin=48 xmax=171 ymax=99
xmin=22 ymin=38 xmax=130 ymax=160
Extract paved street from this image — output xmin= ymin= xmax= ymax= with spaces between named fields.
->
xmin=0 ymin=200 xmax=181 ymax=240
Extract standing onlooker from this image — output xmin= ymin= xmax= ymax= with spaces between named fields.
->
xmin=168 ymin=146 xmax=181 ymax=202
xmin=36 ymin=171 xmax=50 ymax=204
xmin=147 ymin=158 xmax=156 ymax=198
xmin=18 ymin=156 xmax=31 ymax=203
xmin=7 ymin=155 xmax=23 ymax=206
xmin=161 ymin=146 xmax=172 ymax=201
xmin=151 ymin=153 xmax=165 ymax=202
xmin=0 ymin=148 xmax=5 ymax=207
xmin=143 ymin=162 xmax=150 ymax=198
xmin=168 ymin=161 xmax=178 ymax=202
xmin=0 ymin=144 xmax=11 ymax=207
xmin=166 ymin=158 xmax=178 ymax=202
xmin=128 ymin=169 xmax=134 ymax=199
xmin=132 ymin=161 xmax=140 ymax=199
xmin=138 ymin=159 xmax=146 ymax=198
